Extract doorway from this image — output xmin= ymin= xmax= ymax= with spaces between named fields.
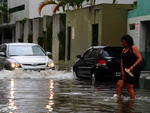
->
xmin=67 ymin=26 xmax=71 ymax=60
xmin=92 ymin=24 xmax=99 ymax=46
xmin=0 ymin=27 xmax=14 ymax=44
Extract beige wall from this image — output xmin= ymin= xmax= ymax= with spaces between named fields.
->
xmin=66 ymin=8 xmax=93 ymax=63
xmin=101 ymin=6 xmax=128 ymax=46
xmin=52 ymin=14 xmax=60 ymax=65
xmin=66 ymin=4 xmax=133 ymax=64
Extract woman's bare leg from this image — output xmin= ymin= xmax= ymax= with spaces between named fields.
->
xmin=116 ymin=80 xmax=124 ymax=97
xmin=126 ymin=84 xmax=135 ymax=99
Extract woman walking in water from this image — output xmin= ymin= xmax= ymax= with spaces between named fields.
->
xmin=116 ymin=34 xmax=143 ymax=99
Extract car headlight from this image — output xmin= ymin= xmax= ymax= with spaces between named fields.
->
xmin=47 ymin=62 xmax=55 ymax=68
xmin=10 ymin=62 xmax=21 ymax=69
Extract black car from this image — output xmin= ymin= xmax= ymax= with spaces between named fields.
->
xmin=73 ymin=46 xmax=123 ymax=80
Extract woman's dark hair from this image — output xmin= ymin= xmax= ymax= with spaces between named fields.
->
xmin=121 ymin=34 xmax=134 ymax=47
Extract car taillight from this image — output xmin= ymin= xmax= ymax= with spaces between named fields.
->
xmin=97 ymin=60 xmax=106 ymax=65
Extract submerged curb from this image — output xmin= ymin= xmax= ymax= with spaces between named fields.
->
xmin=140 ymin=71 xmax=150 ymax=79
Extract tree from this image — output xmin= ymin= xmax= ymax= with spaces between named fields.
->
xmin=0 ymin=6 xmax=7 ymax=16
xmin=113 ymin=0 xmax=117 ymax=4
xmin=86 ymin=0 xmax=96 ymax=6
xmin=38 ymin=0 xmax=57 ymax=15
xmin=69 ymin=0 xmax=85 ymax=8
xmin=0 ymin=6 xmax=9 ymax=23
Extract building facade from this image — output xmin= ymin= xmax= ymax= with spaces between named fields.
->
xmin=0 ymin=0 xmax=136 ymax=69
xmin=8 ymin=0 xmax=135 ymax=24
xmin=128 ymin=0 xmax=150 ymax=69
xmin=1 ymin=0 xmax=136 ymax=44
xmin=65 ymin=4 xmax=133 ymax=65
xmin=8 ymin=0 xmax=55 ymax=24
xmin=0 ymin=0 xmax=55 ymax=44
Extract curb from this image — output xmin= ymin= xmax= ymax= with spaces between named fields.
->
xmin=141 ymin=71 xmax=150 ymax=79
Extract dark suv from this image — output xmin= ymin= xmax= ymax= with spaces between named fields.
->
xmin=73 ymin=46 xmax=123 ymax=80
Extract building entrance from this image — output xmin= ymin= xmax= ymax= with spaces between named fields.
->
xmin=0 ymin=25 xmax=15 ymax=44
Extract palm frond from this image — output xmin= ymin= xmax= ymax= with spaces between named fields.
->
xmin=113 ymin=0 xmax=116 ymax=4
xmin=38 ymin=0 xmax=57 ymax=15
xmin=0 ymin=6 xmax=8 ymax=12
xmin=53 ymin=2 xmax=64 ymax=13
xmin=0 ymin=6 xmax=8 ymax=16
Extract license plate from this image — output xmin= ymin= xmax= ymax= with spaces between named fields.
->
xmin=115 ymin=72 xmax=121 ymax=77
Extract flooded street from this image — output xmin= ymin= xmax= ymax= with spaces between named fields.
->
xmin=0 ymin=70 xmax=150 ymax=113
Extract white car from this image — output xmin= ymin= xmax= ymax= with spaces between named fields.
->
xmin=0 ymin=43 xmax=55 ymax=70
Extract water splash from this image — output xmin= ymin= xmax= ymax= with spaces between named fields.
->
xmin=136 ymin=96 xmax=150 ymax=102
xmin=0 ymin=69 xmax=76 ymax=80
xmin=97 ymin=94 xmax=150 ymax=103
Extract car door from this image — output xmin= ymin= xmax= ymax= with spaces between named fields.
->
xmin=77 ymin=48 xmax=98 ymax=78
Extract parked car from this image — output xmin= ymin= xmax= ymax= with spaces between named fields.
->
xmin=0 ymin=43 xmax=55 ymax=70
xmin=73 ymin=46 xmax=123 ymax=80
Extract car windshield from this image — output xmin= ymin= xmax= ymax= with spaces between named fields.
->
xmin=8 ymin=45 xmax=46 ymax=56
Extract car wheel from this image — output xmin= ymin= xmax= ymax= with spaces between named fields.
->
xmin=4 ymin=64 xmax=13 ymax=70
xmin=74 ymin=67 xmax=79 ymax=77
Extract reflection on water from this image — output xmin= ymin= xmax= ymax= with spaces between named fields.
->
xmin=0 ymin=70 xmax=149 ymax=113
xmin=116 ymin=99 xmax=135 ymax=113
xmin=8 ymin=79 xmax=17 ymax=112
xmin=45 ymin=80 xmax=54 ymax=112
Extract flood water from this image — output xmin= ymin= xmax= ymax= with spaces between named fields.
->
xmin=0 ymin=70 xmax=150 ymax=113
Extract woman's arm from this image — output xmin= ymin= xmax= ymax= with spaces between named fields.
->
xmin=129 ymin=45 xmax=143 ymax=70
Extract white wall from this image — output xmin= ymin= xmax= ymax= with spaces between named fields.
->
xmin=8 ymin=0 xmax=27 ymax=8
xmin=95 ymin=0 xmax=134 ymax=4
xmin=8 ymin=0 xmax=55 ymax=23
xmin=8 ymin=0 xmax=29 ymax=23
xmin=29 ymin=0 xmax=55 ymax=19
xmin=8 ymin=0 xmax=135 ymax=24
xmin=83 ymin=0 xmax=135 ymax=5
xmin=128 ymin=15 xmax=150 ymax=50
xmin=29 ymin=0 xmax=135 ymax=19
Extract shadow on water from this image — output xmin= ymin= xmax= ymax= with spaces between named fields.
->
xmin=115 ymin=99 xmax=137 ymax=113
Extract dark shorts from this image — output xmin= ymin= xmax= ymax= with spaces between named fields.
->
xmin=125 ymin=73 xmax=140 ymax=84
xmin=120 ymin=68 xmax=141 ymax=84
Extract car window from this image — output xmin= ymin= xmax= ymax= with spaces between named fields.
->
xmin=8 ymin=45 xmax=46 ymax=56
xmin=100 ymin=49 xmax=110 ymax=57
xmin=83 ymin=49 xmax=98 ymax=59
xmin=103 ymin=47 xmax=123 ymax=57
xmin=32 ymin=46 xmax=45 ymax=56
xmin=83 ymin=49 xmax=93 ymax=58
xmin=88 ymin=49 xmax=98 ymax=58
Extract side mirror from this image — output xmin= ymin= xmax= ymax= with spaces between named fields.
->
xmin=0 ymin=52 xmax=6 ymax=57
xmin=46 ymin=52 xmax=52 ymax=56
xmin=76 ymin=55 xmax=82 ymax=59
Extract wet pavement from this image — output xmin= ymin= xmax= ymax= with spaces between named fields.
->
xmin=0 ymin=70 xmax=150 ymax=113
